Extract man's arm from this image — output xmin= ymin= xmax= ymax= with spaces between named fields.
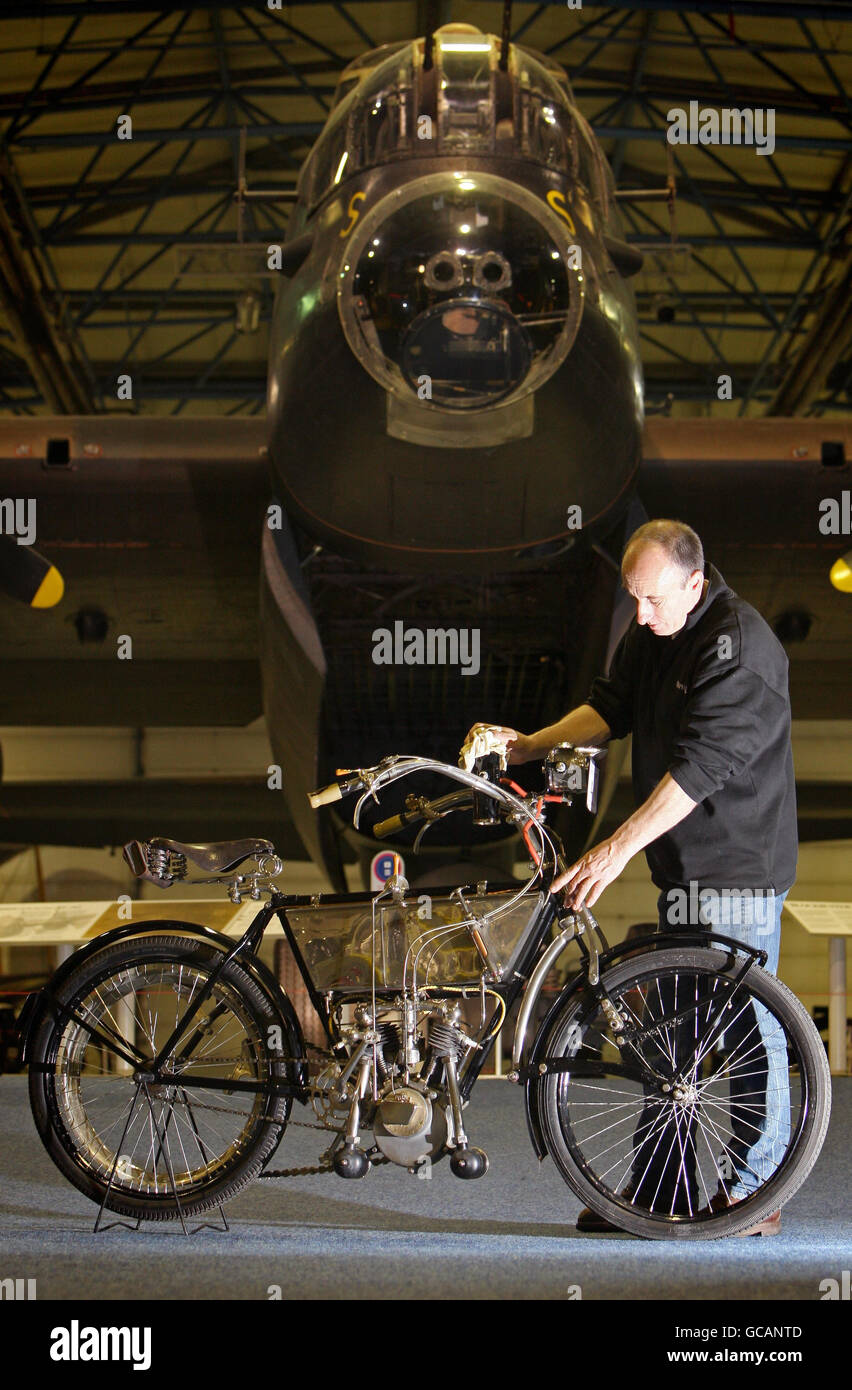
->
xmin=466 ymin=704 xmax=611 ymax=766
xmin=552 ymin=772 xmax=698 ymax=906
xmin=513 ymin=704 xmax=612 ymax=762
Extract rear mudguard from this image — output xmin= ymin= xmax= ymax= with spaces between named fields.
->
xmin=16 ymin=919 xmax=308 ymax=1093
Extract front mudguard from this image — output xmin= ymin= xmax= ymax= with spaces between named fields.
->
xmin=523 ymin=971 xmax=589 ymax=1161
xmin=17 ymin=919 xmax=308 ymax=1093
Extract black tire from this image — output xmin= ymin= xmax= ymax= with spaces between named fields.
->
xmin=29 ymin=936 xmax=295 ymax=1221
xmin=537 ymin=947 xmax=831 ymax=1239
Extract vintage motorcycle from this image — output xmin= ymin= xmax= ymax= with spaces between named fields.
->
xmin=20 ymin=745 xmax=831 ymax=1239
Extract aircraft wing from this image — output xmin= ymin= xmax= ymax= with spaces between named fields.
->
xmin=1 ymin=412 xmax=848 ymax=732
xmin=0 ymin=412 xmax=850 ymax=868
xmin=0 ymin=416 xmax=267 ymax=725
xmin=639 ymin=418 xmax=852 ymax=720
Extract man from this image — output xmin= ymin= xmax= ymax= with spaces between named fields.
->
xmin=470 ymin=519 xmax=797 ymax=1234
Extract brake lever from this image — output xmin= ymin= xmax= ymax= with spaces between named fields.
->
xmin=411 ymin=801 xmax=468 ymax=853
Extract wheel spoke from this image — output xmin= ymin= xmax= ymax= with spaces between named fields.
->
xmin=49 ymin=956 xmax=277 ymax=1197
xmin=545 ymin=951 xmax=818 ymax=1232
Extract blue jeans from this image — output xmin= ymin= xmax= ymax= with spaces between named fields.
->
xmin=628 ymin=887 xmax=790 ymax=1207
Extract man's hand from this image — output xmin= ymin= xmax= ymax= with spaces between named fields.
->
xmin=550 ymin=836 xmax=632 ymax=909
xmin=464 ymin=723 xmax=531 ymax=766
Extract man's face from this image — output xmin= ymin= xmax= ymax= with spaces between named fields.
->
xmin=623 ymin=543 xmax=704 ymax=637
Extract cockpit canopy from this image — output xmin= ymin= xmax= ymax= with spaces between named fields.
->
xmin=298 ymin=25 xmax=611 ymax=218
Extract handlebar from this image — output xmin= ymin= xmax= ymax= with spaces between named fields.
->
xmin=307 ymin=782 xmax=344 ymax=809
xmin=307 ymin=756 xmax=405 ymax=811
xmin=306 ymin=746 xmax=605 ymax=884
xmin=373 ymin=788 xmax=471 ymax=839
xmin=307 ymin=754 xmax=564 ymax=885
xmin=307 ymin=768 xmax=371 ymax=809
xmin=373 ymin=805 xmax=415 ymax=839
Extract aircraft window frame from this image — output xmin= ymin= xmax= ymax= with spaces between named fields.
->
xmin=518 ymin=86 xmax=579 ymax=179
xmin=300 ymin=39 xmax=589 ymax=217
xmin=576 ymin=112 xmax=611 ymax=219
xmin=347 ymin=72 xmax=415 ymax=175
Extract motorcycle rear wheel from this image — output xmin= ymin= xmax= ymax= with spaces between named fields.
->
xmin=29 ymin=936 xmax=293 ymax=1221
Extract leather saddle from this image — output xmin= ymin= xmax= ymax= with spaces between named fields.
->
xmin=123 ymin=836 xmax=275 ymax=882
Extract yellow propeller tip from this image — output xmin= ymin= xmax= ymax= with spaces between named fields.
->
xmin=829 ymin=555 xmax=852 ymax=594
xmin=31 ymin=565 xmax=64 ymax=608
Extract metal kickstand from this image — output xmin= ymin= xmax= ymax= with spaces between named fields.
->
xmin=93 ymin=1082 xmax=230 ymax=1238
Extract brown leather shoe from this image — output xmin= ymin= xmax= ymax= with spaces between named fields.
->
xmin=710 ymin=1189 xmax=781 ymax=1236
xmin=576 ymin=1205 xmax=625 ymax=1233
xmin=576 ymin=1185 xmax=637 ymax=1232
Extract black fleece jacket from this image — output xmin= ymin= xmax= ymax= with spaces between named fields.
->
xmin=587 ymin=564 xmax=798 ymax=893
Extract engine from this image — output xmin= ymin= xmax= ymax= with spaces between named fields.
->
xmin=314 ymin=999 xmax=486 ymax=1177
xmin=373 ymin=1079 xmax=447 ymax=1168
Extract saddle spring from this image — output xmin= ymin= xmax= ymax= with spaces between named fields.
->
xmin=147 ymin=844 xmax=187 ymax=883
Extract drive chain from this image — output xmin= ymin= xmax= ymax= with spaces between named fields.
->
xmin=171 ymin=1050 xmax=392 ymax=1179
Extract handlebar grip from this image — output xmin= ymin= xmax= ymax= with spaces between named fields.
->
xmin=373 ymin=810 xmax=409 ymax=839
xmin=307 ymin=782 xmax=343 ymax=809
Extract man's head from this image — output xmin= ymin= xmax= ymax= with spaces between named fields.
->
xmin=621 ymin=520 xmax=705 ymax=637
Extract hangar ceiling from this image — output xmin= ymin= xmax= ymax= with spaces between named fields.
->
xmin=0 ymin=0 xmax=851 ymax=420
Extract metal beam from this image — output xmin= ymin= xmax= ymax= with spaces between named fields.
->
xmin=72 ymin=189 xmax=234 ymax=328
xmin=0 ymin=189 xmax=93 ymax=412
xmin=7 ymin=0 xmax=852 ymax=16
xmin=0 ymin=11 xmax=83 ymax=148
xmin=511 ymin=3 xmax=546 ymax=43
xmin=615 ymin=161 xmax=845 ymax=215
xmin=769 ymin=250 xmax=852 ymax=414
xmin=10 ymin=7 xmax=178 ymax=148
xmin=0 ymin=155 xmax=97 ymax=412
xmin=170 ymin=328 xmax=242 ymax=416
xmin=745 ymin=164 xmax=852 ymax=412
xmin=675 ymin=8 xmax=822 ymax=236
xmin=72 ymin=96 xmax=222 ymax=327
xmin=610 ymin=12 xmax=656 ymax=183
xmin=13 ymin=121 xmax=850 ymax=154
xmin=638 ymin=95 xmax=784 ymax=332
xmin=44 ymin=8 xmax=196 ymax=242
xmin=239 ymin=6 xmax=330 ymax=116
xmin=332 ymin=2 xmax=376 ymax=51
xmin=26 ymin=151 xmax=297 ymax=237
xmin=0 ymin=66 xmax=338 ymax=118
xmin=571 ymin=64 xmax=852 ymax=122
xmin=12 ymin=123 xmax=325 ymax=150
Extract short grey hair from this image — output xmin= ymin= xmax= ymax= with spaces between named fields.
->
xmin=622 ymin=519 xmax=704 ymax=585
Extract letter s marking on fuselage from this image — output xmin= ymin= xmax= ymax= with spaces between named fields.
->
xmin=545 ymin=189 xmax=577 ymax=237
xmin=340 ymin=191 xmax=366 ymax=238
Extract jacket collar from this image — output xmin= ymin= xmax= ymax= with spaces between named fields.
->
xmin=681 ymin=562 xmax=730 ymax=633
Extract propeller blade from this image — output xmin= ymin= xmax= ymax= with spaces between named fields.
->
xmin=0 ymin=534 xmax=64 ymax=608
xmin=830 ymin=550 xmax=852 ymax=594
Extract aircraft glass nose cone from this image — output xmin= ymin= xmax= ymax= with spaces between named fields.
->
xmin=337 ymin=171 xmax=584 ymax=411
xmin=400 ymin=297 xmax=532 ymax=407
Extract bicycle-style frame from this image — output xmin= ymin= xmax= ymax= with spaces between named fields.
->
xmin=23 ymin=746 xmax=827 ymax=1244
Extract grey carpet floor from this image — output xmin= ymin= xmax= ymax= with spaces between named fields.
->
xmin=1 ymin=1076 xmax=849 ymax=1300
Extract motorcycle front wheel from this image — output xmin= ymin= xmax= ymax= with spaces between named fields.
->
xmin=28 ymin=935 xmax=294 ymax=1221
xmin=536 ymin=946 xmax=831 ymax=1239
